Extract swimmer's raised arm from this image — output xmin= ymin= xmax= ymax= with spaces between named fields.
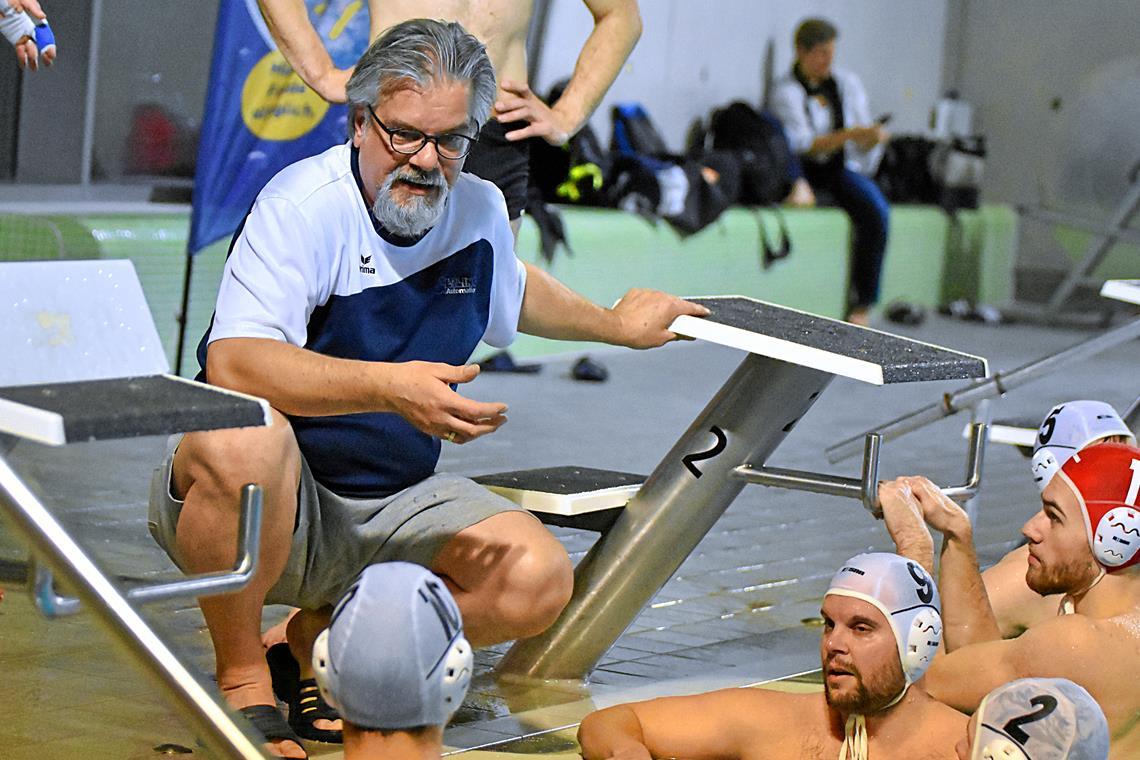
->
xmin=905 ymin=476 xmax=1001 ymax=651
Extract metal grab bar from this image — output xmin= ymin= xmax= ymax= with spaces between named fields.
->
xmin=0 ymin=453 xmax=266 ymax=759
xmin=734 ymin=432 xmax=881 ymax=512
xmin=735 ymin=424 xmax=987 ymax=516
xmin=825 ymin=318 xmax=1140 ymax=463
xmin=32 ymin=484 xmax=263 ymax=617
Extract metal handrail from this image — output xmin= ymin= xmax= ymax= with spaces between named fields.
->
xmin=736 ymin=424 xmax=987 ymax=516
xmin=0 ymin=452 xmax=266 ymax=759
xmin=826 ymin=318 xmax=1140 ymax=463
xmin=32 ymin=484 xmax=263 ymax=616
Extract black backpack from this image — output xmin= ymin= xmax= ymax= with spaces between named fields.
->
xmin=708 ymin=102 xmax=794 ymax=206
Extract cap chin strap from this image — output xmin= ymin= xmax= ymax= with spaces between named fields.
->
xmin=839 ymin=683 xmax=909 ymax=760
xmin=1058 ymin=566 xmax=1106 ymax=615
xmin=839 ymin=714 xmax=868 ymax=760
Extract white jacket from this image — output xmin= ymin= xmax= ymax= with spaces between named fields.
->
xmin=769 ymin=66 xmax=884 ymax=177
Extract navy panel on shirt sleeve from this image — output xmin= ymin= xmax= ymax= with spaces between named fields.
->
xmin=290 ymin=240 xmax=495 ymax=498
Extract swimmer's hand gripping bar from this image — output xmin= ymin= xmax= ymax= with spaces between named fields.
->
xmin=733 ymin=423 xmax=987 ymax=516
xmin=33 ymin=484 xmax=262 ymax=617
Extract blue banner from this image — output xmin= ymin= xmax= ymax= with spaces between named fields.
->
xmin=189 ymin=0 xmax=370 ymax=254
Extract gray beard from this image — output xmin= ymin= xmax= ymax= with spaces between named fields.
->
xmin=372 ymin=167 xmax=450 ymax=238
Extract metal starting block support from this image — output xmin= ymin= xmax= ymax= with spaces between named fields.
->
xmin=736 ymin=424 xmax=987 ymax=517
xmin=496 ymin=296 xmax=987 ymax=680
xmin=0 ymin=260 xmax=271 ymax=760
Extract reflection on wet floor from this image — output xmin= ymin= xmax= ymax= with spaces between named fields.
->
xmin=1 ymin=319 xmax=1132 ymax=758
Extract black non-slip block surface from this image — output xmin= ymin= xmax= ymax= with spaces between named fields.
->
xmin=474 ymin=465 xmax=645 ymax=494
xmin=0 ymin=375 xmax=267 ymax=443
xmin=690 ymin=297 xmax=987 ymax=383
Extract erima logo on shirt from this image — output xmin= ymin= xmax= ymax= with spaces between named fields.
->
xmin=359 ymin=254 xmax=375 ymax=275
xmin=439 ymin=276 xmax=476 ymax=295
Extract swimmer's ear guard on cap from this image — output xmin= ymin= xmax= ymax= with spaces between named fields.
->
xmin=1057 ymin=442 xmax=1140 ymax=572
xmin=1031 ymin=400 xmax=1134 ymax=492
xmin=312 ymin=562 xmax=473 ymax=730
xmin=826 ymin=552 xmax=942 ymax=686
xmin=971 ymin=678 xmax=1109 ymax=760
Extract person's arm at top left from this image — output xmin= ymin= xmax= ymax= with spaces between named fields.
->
xmin=517 ymin=262 xmax=708 ymax=348
xmin=3 ymin=0 xmax=55 ymax=71
xmin=495 ymin=0 xmax=641 ymax=145
xmin=257 ymin=0 xmax=352 ymax=102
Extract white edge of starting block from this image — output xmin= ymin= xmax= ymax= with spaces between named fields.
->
xmin=0 ymin=375 xmax=273 ymax=447
xmin=482 ymin=483 xmax=642 ymax=516
xmin=1100 ymin=279 xmax=1140 ymax=306
xmin=0 ymin=397 xmax=66 ymax=446
xmin=962 ymin=421 xmax=1036 ymax=447
xmin=162 ymin=374 xmax=275 ymax=428
xmin=670 ymin=314 xmax=885 ymax=385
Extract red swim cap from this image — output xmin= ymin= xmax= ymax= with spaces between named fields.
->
xmin=1057 ymin=442 xmax=1140 ymax=572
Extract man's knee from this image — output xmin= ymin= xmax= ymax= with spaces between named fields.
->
xmin=498 ymin=542 xmax=573 ymax=637
xmin=173 ymin=411 xmax=301 ymax=518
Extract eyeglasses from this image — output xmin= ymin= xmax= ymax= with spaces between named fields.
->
xmin=366 ymin=105 xmax=476 ymax=160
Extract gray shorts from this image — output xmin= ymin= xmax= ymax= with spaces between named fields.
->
xmin=148 ymin=437 xmax=528 ymax=609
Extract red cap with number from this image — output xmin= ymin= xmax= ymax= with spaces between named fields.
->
xmin=1057 ymin=442 xmax=1140 ymax=572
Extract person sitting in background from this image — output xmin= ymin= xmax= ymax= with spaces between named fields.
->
xmin=577 ymin=552 xmax=964 ymax=759
xmin=982 ymin=400 xmax=1134 ymax=637
xmin=311 ymin=562 xmax=471 ymax=760
xmin=958 ymin=677 xmax=1109 ymax=760
xmin=769 ymin=17 xmax=890 ymax=326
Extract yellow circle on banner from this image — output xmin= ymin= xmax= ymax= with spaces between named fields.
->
xmin=241 ymin=51 xmax=330 ymax=141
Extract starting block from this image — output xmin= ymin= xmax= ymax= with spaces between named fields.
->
xmin=498 ymin=295 xmax=987 ymax=680
xmin=475 ymin=466 xmax=643 ymax=532
xmin=1101 ymin=278 xmax=1140 ymax=306
xmin=0 ymin=260 xmax=270 ymax=758
xmin=963 ymin=418 xmax=1038 ymax=454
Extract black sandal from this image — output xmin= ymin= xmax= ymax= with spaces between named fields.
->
xmin=288 ymin=678 xmax=343 ymax=743
xmin=239 ymin=704 xmax=306 ymax=758
xmin=266 ymin=643 xmax=301 ymax=704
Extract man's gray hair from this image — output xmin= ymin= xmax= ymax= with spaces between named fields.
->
xmin=346 ymin=18 xmax=496 ymax=133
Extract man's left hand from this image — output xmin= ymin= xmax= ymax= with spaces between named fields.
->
xmin=906 ymin=476 xmax=972 ymax=540
xmin=494 ymin=79 xmax=574 ymax=146
xmin=610 ymin=290 xmax=710 ymax=349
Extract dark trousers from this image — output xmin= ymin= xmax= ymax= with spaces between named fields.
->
xmin=804 ymin=162 xmax=890 ymax=309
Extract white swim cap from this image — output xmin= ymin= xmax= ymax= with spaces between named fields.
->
xmin=826 ymin=552 xmax=942 ymax=686
xmin=971 ymin=678 xmax=1109 ymax=760
xmin=1031 ymin=400 xmax=1133 ymax=492
xmin=312 ymin=562 xmax=473 ymax=730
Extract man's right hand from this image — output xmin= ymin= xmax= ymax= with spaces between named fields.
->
xmin=878 ymin=478 xmax=935 ymax=572
xmin=850 ymin=124 xmax=889 ymax=151
xmin=383 ymin=361 xmax=508 ymax=444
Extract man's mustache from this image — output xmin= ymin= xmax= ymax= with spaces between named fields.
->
xmin=391 ymin=167 xmax=447 ymax=188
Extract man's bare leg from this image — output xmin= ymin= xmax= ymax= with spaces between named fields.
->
xmin=173 ymin=411 xmax=305 ymax=758
xmin=285 ymin=607 xmax=341 ymax=733
xmin=431 ymin=511 xmax=573 ymax=647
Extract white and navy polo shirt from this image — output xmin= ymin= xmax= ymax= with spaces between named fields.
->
xmin=198 ymin=142 xmax=526 ymax=498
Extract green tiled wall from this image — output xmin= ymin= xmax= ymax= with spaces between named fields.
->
xmin=1 ymin=204 xmax=1018 ymax=373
